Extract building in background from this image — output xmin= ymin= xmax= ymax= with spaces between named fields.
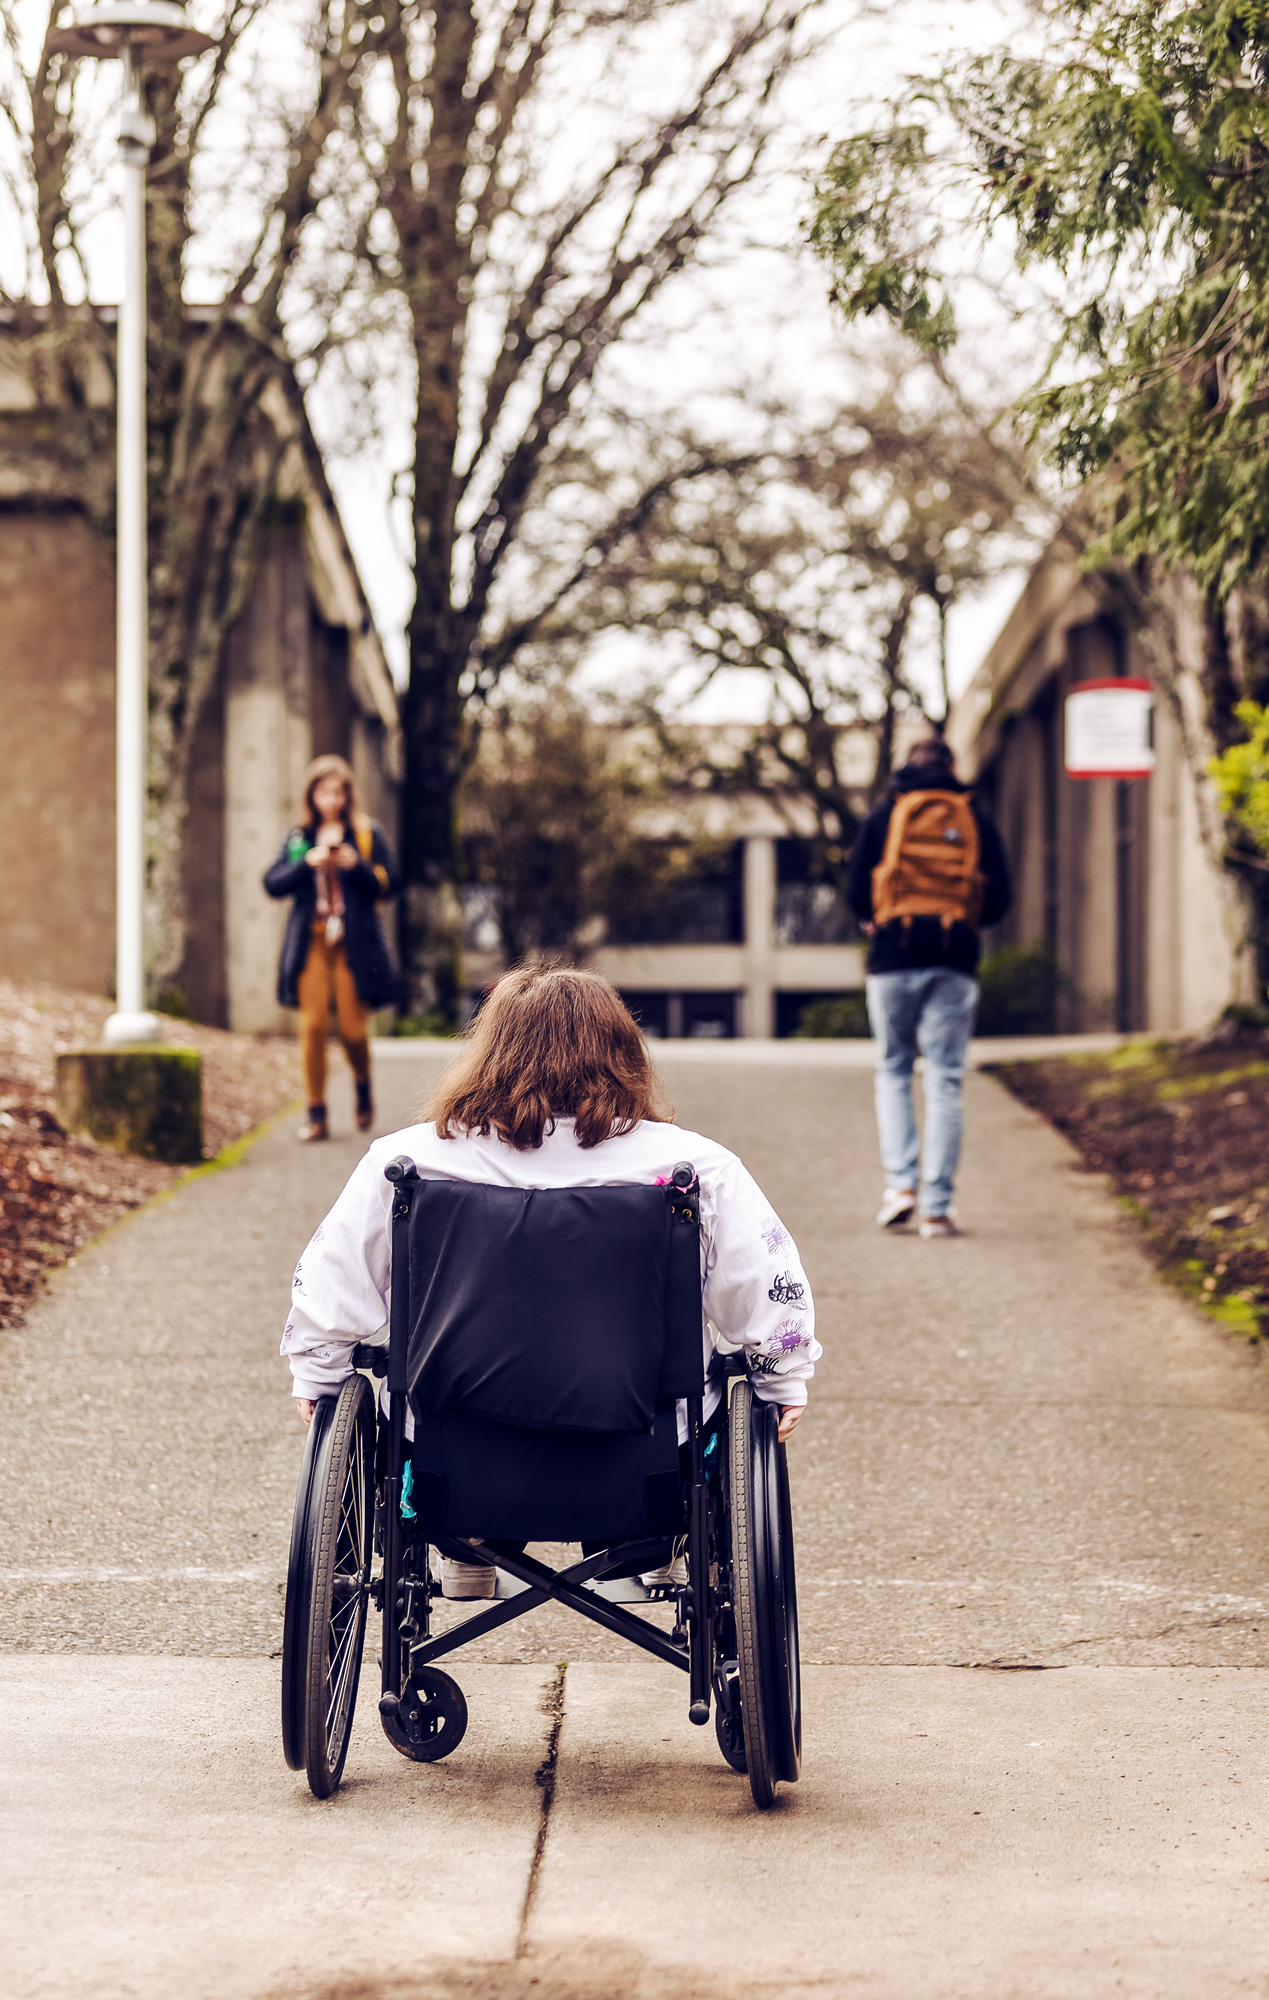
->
xmin=947 ymin=542 xmax=1246 ymax=1034
xmin=0 ymin=329 xmax=399 ymax=1032
xmin=459 ymin=720 xmax=936 ymax=1038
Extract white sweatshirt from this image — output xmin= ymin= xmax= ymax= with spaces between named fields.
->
xmin=282 ymin=1117 xmax=819 ymax=1436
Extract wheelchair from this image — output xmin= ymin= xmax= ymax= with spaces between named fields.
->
xmin=281 ymin=1158 xmax=801 ymax=1812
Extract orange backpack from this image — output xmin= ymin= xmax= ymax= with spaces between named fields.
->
xmin=870 ymin=789 xmax=984 ymax=931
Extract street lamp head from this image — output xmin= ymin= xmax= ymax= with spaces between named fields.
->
xmin=48 ymin=1 xmax=216 ymax=61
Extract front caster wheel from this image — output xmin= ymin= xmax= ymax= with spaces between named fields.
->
xmin=379 ymin=1667 xmax=468 ymax=1762
xmin=715 ymin=1700 xmax=747 ymax=1774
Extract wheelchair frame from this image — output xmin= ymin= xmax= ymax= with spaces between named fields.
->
xmin=282 ymin=1158 xmax=801 ymax=1810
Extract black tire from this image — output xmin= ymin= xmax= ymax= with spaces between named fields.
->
xmin=379 ymin=1666 xmax=469 ymax=1762
xmin=727 ymin=1379 xmax=802 ymax=1809
xmin=283 ymin=1375 xmax=375 ymax=1798
xmin=714 ymin=1699 xmax=747 ymax=1774
xmin=281 ymin=1396 xmax=332 ymax=1772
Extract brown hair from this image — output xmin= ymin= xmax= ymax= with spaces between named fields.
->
xmin=428 ymin=965 xmax=672 ymax=1151
xmin=302 ymin=754 xmax=369 ymax=837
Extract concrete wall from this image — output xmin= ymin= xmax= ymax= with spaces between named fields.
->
xmin=221 ymin=528 xmax=315 ymax=1035
xmin=0 ymin=503 xmax=396 ymax=1029
xmin=1144 ymin=696 xmax=1238 ymax=1031
xmin=179 ymin=674 xmax=227 ymax=1025
xmin=0 ymin=510 xmax=116 ymax=994
xmin=962 ymin=595 xmax=1238 ymax=1036
xmin=585 ymin=832 xmax=865 ymax=1040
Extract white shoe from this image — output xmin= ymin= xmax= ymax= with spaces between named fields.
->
xmin=440 ymin=1555 xmax=496 ymax=1599
xmin=876 ymin=1187 xmax=917 ymax=1229
xmin=641 ymin=1552 xmax=688 ymax=1591
xmin=919 ymin=1210 xmax=961 ymax=1239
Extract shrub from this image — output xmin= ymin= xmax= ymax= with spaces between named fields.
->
xmin=1209 ymin=702 xmax=1269 ymax=858
xmin=975 ymin=939 xmax=1059 ymax=1037
xmin=793 ymin=990 xmax=870 ymax=1038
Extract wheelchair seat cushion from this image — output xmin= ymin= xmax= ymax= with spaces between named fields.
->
xmin=404 ymin=1178 xmax=679 ymax=1435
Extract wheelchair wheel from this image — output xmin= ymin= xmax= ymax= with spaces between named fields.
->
xmin=727 ymin=1379 xmax=802 ymax=1809
xmin=280 ymin=1374 xmax=375 ymax=1798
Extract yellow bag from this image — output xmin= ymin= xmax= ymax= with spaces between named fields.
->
xmin=871 ymin=789 xmax=983 ymax=930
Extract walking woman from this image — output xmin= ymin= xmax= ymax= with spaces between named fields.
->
xmin=264 ymin=755 xmax=401 ymax=1142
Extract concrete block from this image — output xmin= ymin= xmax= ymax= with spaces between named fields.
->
xmin=55 ymin=1045 xmax=203 ymax=1163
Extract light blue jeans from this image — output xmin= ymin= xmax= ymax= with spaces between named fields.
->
xmin=865 ymin=969 xmax=979 ymax=1218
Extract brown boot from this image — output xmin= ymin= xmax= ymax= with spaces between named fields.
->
xmin=355 ymin=1079 xmax=373 ymax=1131
xmin=298 ymin=1104 xmax=329 ymax=1142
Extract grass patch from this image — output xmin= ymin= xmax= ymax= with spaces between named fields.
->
xmin=996 ymin=1029 xmax=1269 ymax=1343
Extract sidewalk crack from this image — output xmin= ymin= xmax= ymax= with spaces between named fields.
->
xmin=516 ymin=1659 xmax=567 ymax=1958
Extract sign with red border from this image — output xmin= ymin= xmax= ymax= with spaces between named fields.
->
xmin=1065 ymin=678 xmax=1155 ymax=779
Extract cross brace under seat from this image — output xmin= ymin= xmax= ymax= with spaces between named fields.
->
xmin=408 ymin=1535 xmax=691 ymax=1672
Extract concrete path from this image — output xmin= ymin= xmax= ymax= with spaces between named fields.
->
xmin=4 ymin=1046 xmax=1269 ymax=1997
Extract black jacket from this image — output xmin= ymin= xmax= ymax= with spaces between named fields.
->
xmin=846 ymin=771 xmax=1013 ymax=976
xmin=263 ymin=820 xmax=402 ymax=1010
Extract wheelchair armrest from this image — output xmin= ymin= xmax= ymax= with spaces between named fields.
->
xmin=353 ymin=1342 xmax=389 ymax=1378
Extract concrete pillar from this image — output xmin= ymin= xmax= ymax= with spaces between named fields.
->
xmin=223 ymin=530 xmax=313 ymax=1033
xmin=741 ymin=835 xmax=776 ymax=1038
xmin=225 ymin=683 xmax=309 ymax=1032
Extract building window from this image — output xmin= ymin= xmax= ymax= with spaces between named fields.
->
xmin=773 ymin=839 xmax=858 ymax=945
xmin=620 ymin=991 xmax=739 ymax=1039
xmin=621 ymin=991 xmax=669 ymax=1038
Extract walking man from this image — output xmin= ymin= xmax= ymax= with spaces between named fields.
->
xmin=846 ymin=735 xmax=1012 ymax=1237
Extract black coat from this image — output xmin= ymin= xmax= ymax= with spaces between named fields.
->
xmin=263 ymin=820 xmax=402 ymax=1010
xmin=846 ymin=770 xmax=1013 ymax=976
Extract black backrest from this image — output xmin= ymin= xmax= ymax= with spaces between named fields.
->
xmin=399 ymin=1174 xmax=704 ymax=1438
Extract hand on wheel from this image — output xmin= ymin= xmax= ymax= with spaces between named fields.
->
xmin=777 ymin=1406 xmax=803 ymax=1442
xmin=296 ymin=1397 xmax=316 ymax=1427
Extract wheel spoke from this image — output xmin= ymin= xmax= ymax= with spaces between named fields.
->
xmin=323 ymin=1428 xmax=370 ymax=1745
xmin=325 ymin=1601 xmax=360 ymax=1734
xmin=337 ymin=1454 xmax=366 ymax=1573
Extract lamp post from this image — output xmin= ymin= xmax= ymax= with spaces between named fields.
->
xmin=50 ymin=3 xmax=214 ymax=1045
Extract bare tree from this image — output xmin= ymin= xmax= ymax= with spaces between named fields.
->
xmin=0 ymin=0 xmax=386 ymax=997
xmin=534 ymin=375 xmax=1031 ymax=891
xmin=350 ymin=0 xmax=810 ymax=1016
xmin=3 ymin=0 xmax=810 ymax=1018
xmin=461 ymin=694 xmax=724 ymax=962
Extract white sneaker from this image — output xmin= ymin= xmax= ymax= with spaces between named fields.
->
xmin=440 ymin=1555 xmax=496 ymax=1599
xmin=876 ymin=1187 xmax=917 ymax=1229
xmin=919 ymin=1210 xmax=961 ymax=1239
xmin=641 ymin=1552 xmax=688 ymax=1591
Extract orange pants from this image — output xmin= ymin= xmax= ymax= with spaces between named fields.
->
xmin=297 ymin=925 xmax=371 ymax=1105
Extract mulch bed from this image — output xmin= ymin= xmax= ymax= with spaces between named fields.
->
xmin=0 ymin=978 xmax=300 ymax=1329
xmin=993 ymin=1028 xmax=1269 ymax=1339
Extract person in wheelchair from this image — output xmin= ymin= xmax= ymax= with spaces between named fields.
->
xmin=282 ymin=964 xmax=819 ymax=1600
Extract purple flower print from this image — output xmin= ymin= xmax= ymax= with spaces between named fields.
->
xmin=760 ymin=1217 xmax=790 ymax=1256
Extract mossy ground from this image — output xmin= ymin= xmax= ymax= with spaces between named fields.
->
xmin=0 ymin=976 xmax=300 ymax=1327
xmin=993 ymin=1031 xmax=1269 ymax=1342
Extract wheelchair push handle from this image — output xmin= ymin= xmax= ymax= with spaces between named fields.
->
xmin=384 ymin=1155 xmax=420 ymax=1186
xmin=669 ymin=1161 xmax=700 ymax=1226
